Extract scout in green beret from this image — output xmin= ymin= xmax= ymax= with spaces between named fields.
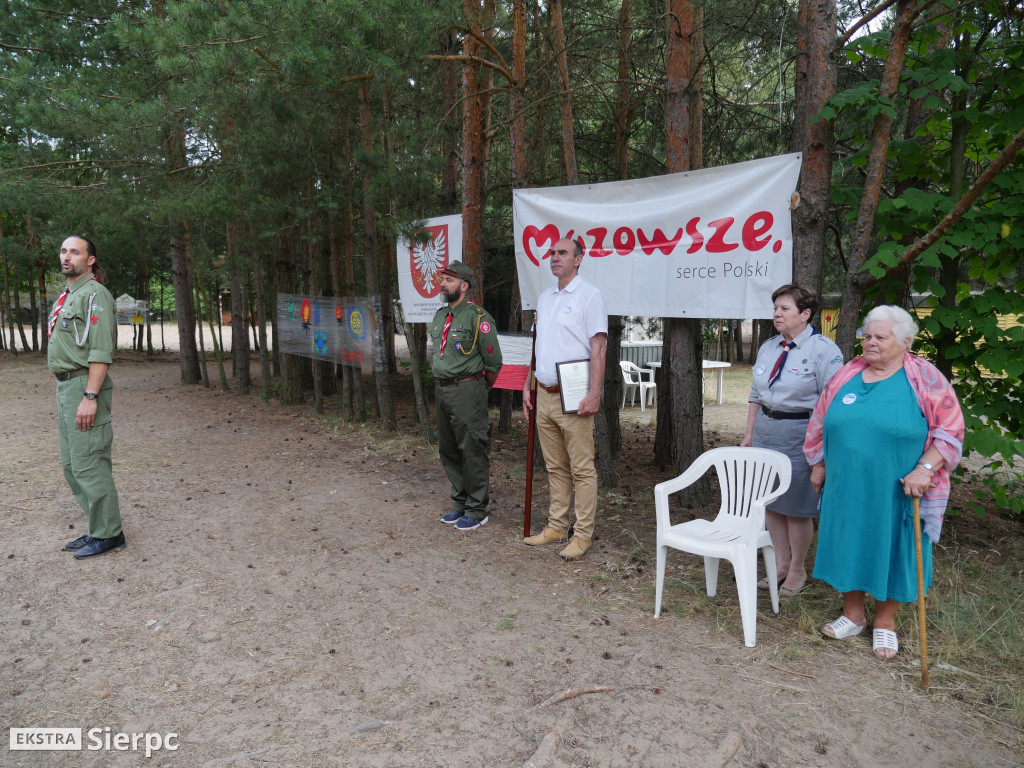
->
xmin=431 ymin=261 xmax=503 ymax=530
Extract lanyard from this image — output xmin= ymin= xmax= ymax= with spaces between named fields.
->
xmin=439 ymin=311 xmax=453 ymax=356
xmin=47 ymin=288 xmax=70 ymax=338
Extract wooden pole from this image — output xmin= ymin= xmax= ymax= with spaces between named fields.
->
xmin=913 ymin=496 xmax=930 ymax=690
xmin=523 ymin=325 xmax=538 ymax=537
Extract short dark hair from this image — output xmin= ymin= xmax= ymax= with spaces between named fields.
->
xmin=573 ymin=239 xmax=584 ymax=258
xmin=772 ymin=284 xmax=818 ymax=316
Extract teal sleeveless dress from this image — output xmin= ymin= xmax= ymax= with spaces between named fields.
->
xmin=812 ymin=369 xmax=932 ymax=602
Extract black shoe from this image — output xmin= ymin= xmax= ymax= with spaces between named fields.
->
xmin=64 ymin=535 xmax=94 ymax=551
xmin=74 ymin=532 xmax=126 ymax=559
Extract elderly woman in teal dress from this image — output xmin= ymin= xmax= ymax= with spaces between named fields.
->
xmin=804 ymin=305 xmax=964 ymax=659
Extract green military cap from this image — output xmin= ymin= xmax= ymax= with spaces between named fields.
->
xmin=442 ymin=261 xmax=474 ymax=288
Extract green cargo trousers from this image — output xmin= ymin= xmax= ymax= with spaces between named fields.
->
xmin=435 ymin=377 xmax=491 ymax=520
xmin=57 ymin=376 xmax=122 ymax=539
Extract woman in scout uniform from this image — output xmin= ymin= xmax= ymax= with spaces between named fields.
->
xmin=741 ymin=284 xmax=842 ymax=595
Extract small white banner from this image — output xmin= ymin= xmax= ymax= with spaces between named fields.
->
xmin=10 ymin=728 xmax=82 ymax=750
xmin=396 ymin=214 xmax=464 ymax=323
xmin=513 ymin=153 xmax=801 ymax=319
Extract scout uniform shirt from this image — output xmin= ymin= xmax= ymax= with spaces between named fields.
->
xmin=47 ymin=276 xmax=117 ymax=375
xmin=430 ymin=298 xmax=503 ymax=380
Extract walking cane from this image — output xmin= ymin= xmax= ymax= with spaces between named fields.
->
xmin=523 ymin=323 xmax=538 ymax=538
xmin=913 ymin=496 xmax=930 ymax=690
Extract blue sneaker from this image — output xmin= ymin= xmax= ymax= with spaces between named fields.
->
xmin=440 ymin=509 xmax=465 ymax=525
xmin=454 ymin=516 xmax=488 ymax=531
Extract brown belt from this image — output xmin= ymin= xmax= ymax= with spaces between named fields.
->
xmin=437 ymin=372 xmax=485 ymax=387
xmin=538 ymin=383 xmax=560 ymax=394
xmin=54 ymin=368 xmax=90 ymax=382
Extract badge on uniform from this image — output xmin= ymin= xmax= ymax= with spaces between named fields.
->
xmin=480 ymin=321 xmax=491 ymax=334
xmin=61 ymin=320 xmax=68 ymax=328
xmin=755 ymin=364 xmax=766 ymax=375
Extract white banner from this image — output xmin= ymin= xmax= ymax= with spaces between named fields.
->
xmin=396 ymin=214 xmax=464 ymax=323
xmin=513 ymin=153 xmax=801 ymax=319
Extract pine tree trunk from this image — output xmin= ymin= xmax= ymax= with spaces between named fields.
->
xmin=194 ymin=279 xmax=210 ymax=389
xmin=550 ymin=0 xmax=578 ymax=186
xmin=359 ymin=83 xmax=397 ymax=430
xmin=12 ymin=260 xmax=30 ymax=352
xmin=658 ymin=0 xmax=707 ymax=504
xmin=614 ymin=0 xmax=634 ymax=181
xmin=228 ymin=224 xmax=251 ymax=394
xmin=27 ymin=263 xmax=38 ymax=352
xmin=251 ymin=239 xmax=273 ymax=399
xmin=461 ymin=0 xmax=487 ymax=298
xmin=441 ymin=28 xmax=461 ymax=214
xmin=500 ymin=0 xmax=529 ymax=437
xmin=170 ymin=219 xmax=201 ymax=384
xmin=791 ymin=0 xmax=839 ymax=297
xmin=404 ymin=321 xmax=433 ymax=442
xmin=604 ymin=315 xmax=623 ymax=457
xmin=835 ymin=0 xmax=919 ymax=359
xmin=341 ymin=143 xmax=365 ymax=423
xmin=276 ymin=234 xmax=303 ymax=406
xmin=197 ymin=270 xmax=228 ymax=392
xmin=37 ymin=260 xmax=49 ymax=355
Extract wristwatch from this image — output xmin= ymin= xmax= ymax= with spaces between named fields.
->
xmin=916 ymin=461 xmax=934 ymax=472
xmin=83 ymin=391 xmax=98 ymax=401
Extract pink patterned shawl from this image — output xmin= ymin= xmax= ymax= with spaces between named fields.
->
xmin=803 ymin=353 xmax=965 ymax=541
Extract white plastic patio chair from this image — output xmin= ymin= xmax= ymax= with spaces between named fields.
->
xmin=653 ymin=446 xmax=791 ymax=647
xmin=619 ymin=360 xmax=656 ymax=410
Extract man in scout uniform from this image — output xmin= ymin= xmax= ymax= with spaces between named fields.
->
xmin=430 ymin=261 xmax=503 ymax=531
xmin=48 ymin=235 xmax=126 ymax=559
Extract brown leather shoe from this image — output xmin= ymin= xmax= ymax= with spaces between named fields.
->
xmin=559 ymin=535 xmax=591 ymax=560
xmin=523 ymin=526 xmax=568 ymax=546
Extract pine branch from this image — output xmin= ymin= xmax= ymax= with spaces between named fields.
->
xmin=859 ymin=124 xmax=1024 ymax=290
xmin=427 ymin=54 xmax=515 ymax=85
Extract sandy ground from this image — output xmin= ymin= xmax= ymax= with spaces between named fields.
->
xmin=2 ymin=352 xmax=1023 ymax=768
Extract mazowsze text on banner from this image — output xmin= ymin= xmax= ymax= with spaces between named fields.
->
xmin=513 ymin=153 xmax=801 ymax=320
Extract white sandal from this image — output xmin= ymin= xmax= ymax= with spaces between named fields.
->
xmin=873 ymin=628 xmax=899 ymax=659
xmin=822 ymin=615 xmax=866 ymax=639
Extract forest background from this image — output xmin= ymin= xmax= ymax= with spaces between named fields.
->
xmin=1 ymin=0 xmax=1022 ymax=509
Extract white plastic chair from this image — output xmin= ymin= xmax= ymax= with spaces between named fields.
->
xmin=619 ymin=361 xmax=656 ymax=410
xmin=653 ymin=447 xmax=791 ymax=647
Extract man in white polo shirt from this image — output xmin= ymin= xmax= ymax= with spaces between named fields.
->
xmin=521 ymin=238 xmax=608 ymax=559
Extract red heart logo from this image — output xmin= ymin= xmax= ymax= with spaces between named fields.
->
xmin=522 ymin=224 xmax=562 ymax=266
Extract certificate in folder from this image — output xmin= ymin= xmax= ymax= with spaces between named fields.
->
xmin=555 ymin=359 xmax=591 ymax=414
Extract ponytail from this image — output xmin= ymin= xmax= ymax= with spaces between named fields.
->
xmin=70 ymin=235 xmax=104 ymax=284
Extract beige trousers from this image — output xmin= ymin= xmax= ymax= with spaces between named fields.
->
xmin=535 ymin=388 xmax=598 ymax=541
